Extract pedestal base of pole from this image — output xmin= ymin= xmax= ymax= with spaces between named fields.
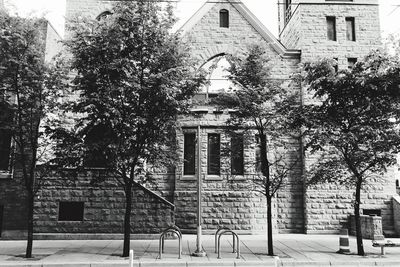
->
xmin=192 ymin=250 xmax=207 ymax=257
xmin=192 ymin=225 xmax=207 ymax=257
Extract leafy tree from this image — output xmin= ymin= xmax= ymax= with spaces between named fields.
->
xmin=214 ymin=44 xmax=300 ymax=256
xmin=0 ymin=11 xmax=66 ymax=258
xmin=59 ymin=1 xmax=204 ymax=257
xmin=300 ymin=51 xmax=400 ymax=256
xmin=384 ymin=33 xmax=400 ymax=57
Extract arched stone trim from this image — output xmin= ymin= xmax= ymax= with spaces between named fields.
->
xmin=195 ymin=44 xmax=241 ymax=65
xmin=96 ymin=10 xmax=112 ymax=21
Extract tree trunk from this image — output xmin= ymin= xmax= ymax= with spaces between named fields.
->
xmin=25 ymin=191 xmax=34 ymax=258
xmin=266 ymin=196 xmax=274 ymax=256
xmin=354 ymin=179 xmax=364 ymax=256
xmin=122 ymin=183 xmax=133 ymax=257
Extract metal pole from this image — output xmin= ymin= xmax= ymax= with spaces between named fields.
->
xmin=192 ymin=125 xmax=206 ymax=257
xmin=129 ymin=249 xmax=134 ymax=267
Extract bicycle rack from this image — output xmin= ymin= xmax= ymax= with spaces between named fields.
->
xmin=158 ymin=225 xmax=182 ymax=259
xmin=215 ymin=227 xmax=240 ymax=259
xmin=215 ymin=227 xmax=236 ymax=253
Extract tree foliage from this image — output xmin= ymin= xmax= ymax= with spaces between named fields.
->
xmin=56 ymin=0 xmax=204 ymax=257
xmin=301 ymin=51 xmax=400 ymax=255
xmin=0 ymin=10 xmax=66 ymax=258
xmin=214 ymin=44 xmax=300 ymax=256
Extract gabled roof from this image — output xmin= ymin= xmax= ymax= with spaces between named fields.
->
xmin=179 ymin=0 xmax=300 ymax=59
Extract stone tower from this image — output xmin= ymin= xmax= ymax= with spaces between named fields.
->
xmin=279 ymin=0 xmax=381 ymax=69
xmin=278 ymin=0 xmax=396 ymax=234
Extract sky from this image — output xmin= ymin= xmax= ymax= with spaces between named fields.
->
xmin=3 ymin=0 xmax=400 ymax=39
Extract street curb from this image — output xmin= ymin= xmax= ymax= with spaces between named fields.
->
xmin=0 ymin=260 xmax=276 ymax=267
xmin=2 ymin=260 xmax=400 ymax=267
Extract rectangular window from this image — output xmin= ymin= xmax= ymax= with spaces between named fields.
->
xmin=346 ymin=17 xmax=356 ymax=41
xmin=208 ymin=134 xmax=220 ymax=175
xmin=326 ymin=17 xmax=337 ymax=41
xmin=183 ymin=133 xmax=196 ymax=175
xmin=348 ymin=58 xmax=357 ymax=69
xmin=219 ymin=9 xmax=229 ymax=28
xmin=0 ymin=129 xmax=12 ymax=171
xmin=58 ymin=202 xmax=84 ymax=221
xmin=231 ymin=134 xmax=244 ymax=175
xmin=363 ymin=209 xmax=381 ymax=216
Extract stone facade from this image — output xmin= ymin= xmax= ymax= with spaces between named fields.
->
xmin=1 ymin=0 xmax=397 ymax=237
xmin=34 ymin=170 xmax=174 ymax=234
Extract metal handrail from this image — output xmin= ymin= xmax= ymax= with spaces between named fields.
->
xmin=216 ymin=229 xmax=240 ymax=259
xmin=158 ymin=226 xmax=182 ymax=259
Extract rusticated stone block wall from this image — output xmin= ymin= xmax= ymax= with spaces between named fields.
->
xmin=34 ymin=169 xmax=174 ymax=234
xmin=304 ymin=175 xmax=395 ymax=234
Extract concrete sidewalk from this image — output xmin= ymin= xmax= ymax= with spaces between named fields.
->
xmin=1 ymin=234 xmax=400 ymax=266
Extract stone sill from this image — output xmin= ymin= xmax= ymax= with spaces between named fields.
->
xmin=229 ymin=175 xmax=246 ymax=181
xmin=0 ymin=171 xmax=12 ymax=179
xmin=205 ymin=175 xmax=222 ymax=181
xmin=181 ymin=175 xmax=196 ymax=181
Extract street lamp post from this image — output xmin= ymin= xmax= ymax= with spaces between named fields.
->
xmin=192 ymin=125 xmax=206 ymax=257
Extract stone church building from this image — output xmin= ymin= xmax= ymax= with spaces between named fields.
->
xmin=1 ymin=0 xmax=398 ymax=238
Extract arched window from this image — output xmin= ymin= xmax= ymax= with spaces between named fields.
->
xmin=96 ymin=11 xmax=112 ymax=21
xmin=220 ymin=9 xmax=229 ymax=28
xmin=200 ymin=54 xmax=237 ymax=99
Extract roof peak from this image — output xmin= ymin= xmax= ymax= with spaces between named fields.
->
xmin=179 ymin=0 xmax=300 ymax=58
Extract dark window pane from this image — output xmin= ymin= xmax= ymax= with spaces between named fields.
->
xmin=231 ymin=134 xmax=244 ymax=175
xmin=208 ymin=134 xmax=220 ymax=175
xmin=220 ymin=9 xmax=229 ymax=28
xmin=0 ymin=129 xmax=12 ymax=171
xmin=58 ymin=202 xmax=84 ymax=221
xmin=348 ymin=58 xmax=357 ymax=69
xmin=184 ymin=133 xmax=196 ymax=175
xmin=327 ymin=17 xmax=336 ymax=41
xmin=363 ymin=209 xmax=381 ymax=216
xmin=346 ymin=17 xmax=356 ymax=41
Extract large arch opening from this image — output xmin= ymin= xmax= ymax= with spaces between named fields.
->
xmin=196 ymin=54 xmax=237 ymax=102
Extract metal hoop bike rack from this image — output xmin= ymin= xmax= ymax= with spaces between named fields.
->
xmin=158 ymin=225 xmax=182 ymax=259
xmin=215 ymin=227 xmax=240 ymax=259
